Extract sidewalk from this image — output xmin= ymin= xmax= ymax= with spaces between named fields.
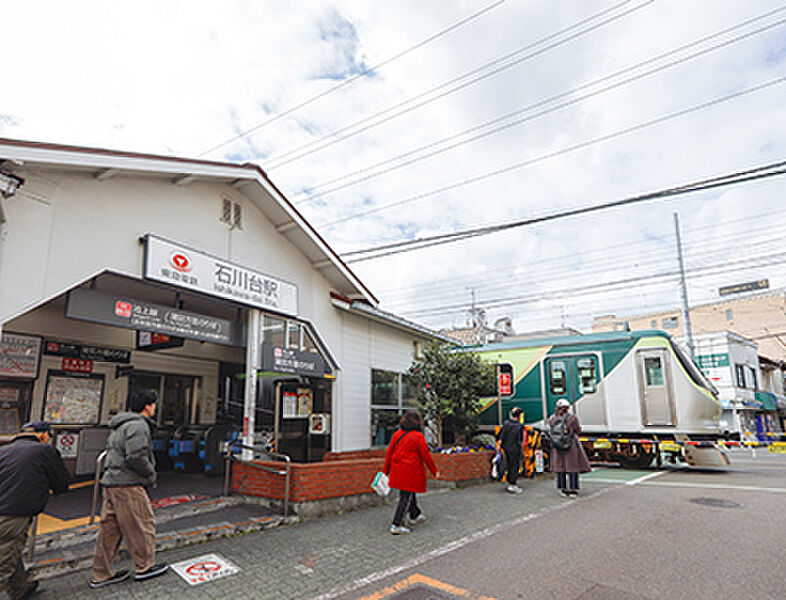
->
xmin=31 ymin=473 xmax=602 ymax=599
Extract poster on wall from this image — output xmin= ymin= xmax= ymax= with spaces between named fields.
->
xmin=0 ymin=333 xmax=42 ymax=378
xmin=43 ymin=373 xmax=103 ymax=425
xmin=282 ymin=391 xmax=297 ymax=419
xmin=297 ymin=388 xmax=313 ymax=416
xmin=0 ymin=408 xmax=19 ymax=434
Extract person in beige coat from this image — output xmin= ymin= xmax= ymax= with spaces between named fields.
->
xmin=549 ymin=398 xmax=591 ymax=496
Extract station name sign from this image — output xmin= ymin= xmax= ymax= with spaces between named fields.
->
xmin=719 ymin=279 xmax=769 ymax=297
xmin=260 ymin=343 xmax=326 ymax=378
xmin=66 ymin=288 xmax=244 ymax=347
xmin=144 ymin=235 xmax=298 ymax=317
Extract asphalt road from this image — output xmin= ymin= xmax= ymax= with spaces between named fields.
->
xmin=333 ymin=450 xmax=786 ymax=600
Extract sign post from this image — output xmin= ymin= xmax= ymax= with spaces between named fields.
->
xmin=243 ymin=309 xmax=261 ymax=461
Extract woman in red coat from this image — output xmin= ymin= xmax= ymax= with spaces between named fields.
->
xmin=383 ymin=410 xmax=438 ymax=535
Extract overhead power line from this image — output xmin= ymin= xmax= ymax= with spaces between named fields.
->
xmin=198 ymin=0 xmax=507 ymax=157
xmin=402 ymin=250 xmax=786 ymax=318
xmin=321 ymin=76 xmax=786 ymax=231
xmin=370 ymin=206 xmax=786 ymax=298
xmin=294 ymin=8 xmax=786 ymax=202
xmin=266 ymin=0 xmax=652 ymax=170
xmin=342 ymin=159 xmax=786 ymax=262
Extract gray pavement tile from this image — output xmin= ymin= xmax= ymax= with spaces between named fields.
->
xmin=32 ymin=474 xmax=602 ymax=600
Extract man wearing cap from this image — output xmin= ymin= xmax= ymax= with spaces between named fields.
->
xmin=90 ymin=389 xmax=169 ymax=589
xmin=0 ymin=421 xmax=70 ymax=600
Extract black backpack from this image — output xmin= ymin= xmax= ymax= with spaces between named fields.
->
xmin=549 ymin=414 xmax=573 ymax=451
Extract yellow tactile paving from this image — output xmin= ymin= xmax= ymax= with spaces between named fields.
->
xmin=36 ymin=513 xmax=98 ymax=534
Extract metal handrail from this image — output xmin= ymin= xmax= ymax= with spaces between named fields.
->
xmin=26 ymin=514 xmax=38 ymax=563
xmin=222 ymin=442 xmax=291 ymax=516
xmin=89 ymin=450 xmax=108 ymax=525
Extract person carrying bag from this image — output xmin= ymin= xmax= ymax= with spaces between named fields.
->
xmin=383 ymin=410 xmax=438 ymax=535
xmin=549 ymin=399 xmax=591 ymax=497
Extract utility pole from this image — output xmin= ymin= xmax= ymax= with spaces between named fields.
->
xmin=673 ymin=212 xmax=694 ymax=360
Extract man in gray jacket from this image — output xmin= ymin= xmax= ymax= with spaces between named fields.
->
xmin=89 ymin=390 xmax=169 ymax=588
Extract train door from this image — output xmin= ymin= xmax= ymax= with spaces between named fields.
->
xmin=543 ymin=354 xmax=603 ymax=423
xmin=636 ymin=349 xmax=676 ymax=426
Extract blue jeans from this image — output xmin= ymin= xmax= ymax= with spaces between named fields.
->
xmin=556 ymin=472 xmax=579 ymax=491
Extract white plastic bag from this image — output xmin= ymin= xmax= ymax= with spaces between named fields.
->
xmin=371 ymin=471 xmax=390 ymax=496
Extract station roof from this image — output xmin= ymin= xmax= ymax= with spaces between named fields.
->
xmin=0 ymin=137 xmax=378 ymax=306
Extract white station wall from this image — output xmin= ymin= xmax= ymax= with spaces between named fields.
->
xmin=335 ymin=311 xmax=419 ymax=452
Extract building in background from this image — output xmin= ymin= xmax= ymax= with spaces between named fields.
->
xmin=592 ymin=289 xmax=786 ymax=362
xmin=687 ymin=332 xmax=782 ymax=440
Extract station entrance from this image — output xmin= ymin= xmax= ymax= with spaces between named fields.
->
xmin=0 ymin=271 xmax=337 ymax=529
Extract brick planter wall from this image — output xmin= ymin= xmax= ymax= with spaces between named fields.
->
xmin=231 ymin=449 xmax=494 ymax=517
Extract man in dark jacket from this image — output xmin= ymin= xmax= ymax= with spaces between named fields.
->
xmin=89 ymin=390 xmax=169 ymax=589
xmin=496 ymin=407 xmax=525 ymax=494
xmin=0 ymin=420 xmax=69 ymax=600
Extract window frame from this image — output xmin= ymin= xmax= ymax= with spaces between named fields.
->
xmin=735 ymin=364 xmax=746 ymax=388
xmin=370 ymin=369 xmax=418 ymax=447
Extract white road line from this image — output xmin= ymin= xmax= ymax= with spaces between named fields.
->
xmin=311 ymin=487 xmax=614 ymax=600
xmin=635 ymin=481 xmax=786 ymax=493
xmin=625 ymin=471 xmax=666 ymax=486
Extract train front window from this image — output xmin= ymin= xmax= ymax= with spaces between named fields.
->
xmin=577 ymin=358 xmax=597 ymax=394
xmin=549 ymin=361 xmax=567 ymax=394
xmin=644 ymin=357 xmax=664 ymax=386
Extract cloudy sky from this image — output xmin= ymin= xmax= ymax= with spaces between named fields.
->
xmin=2 ymin=0 xmax=785 ymax=334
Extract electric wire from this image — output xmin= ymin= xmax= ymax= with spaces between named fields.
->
xmin=321 ymin=78 xmax=786 ymax=229
xmin=365 ymin=205 xmax=786 ymax=298
xmin=198 ymin=0 xmax=508 ymax=157
xmin=294 ymin=7 xmax=786 ymax=202
xmin=264 ymin=0 xmax=652 ymax=169
xmin=402 ymin=250 xmax=786 ymax=319
xmin=341 ymin=159 xmax=786 ymax=261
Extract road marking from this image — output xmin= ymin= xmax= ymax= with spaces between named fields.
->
xmin=355 ymin=573 xmax=497 ymax=600
xmin=312 ymin=487 xmax=615 ymax=600
xmin=634 ymin=481 xmax=786 ymax=493
xmin=624 ymin=470 xmax=665 ymax=486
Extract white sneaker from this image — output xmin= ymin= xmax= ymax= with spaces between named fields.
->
xmin=408 ymin=514 xmax=427 ymax=525
xmin=506 ymin=485 xmax=523 ymax=494
xmin=390 ymin=524 xmax=411 ymax=535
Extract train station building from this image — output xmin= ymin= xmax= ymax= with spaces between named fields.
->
xmin=0 ymin=137 xmax=447 ymax=479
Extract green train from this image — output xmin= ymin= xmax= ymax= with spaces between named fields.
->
xmin=471 ymin=330 xmax=726 ymax=468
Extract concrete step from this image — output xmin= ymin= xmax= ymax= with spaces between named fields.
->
xmin=33 ymin=495 xmax=244 ymax=553
xmin=30 ymin=499 xmax=297 ymax=580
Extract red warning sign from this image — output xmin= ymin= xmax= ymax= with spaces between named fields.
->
xmin=172 ymin=553 xmax=239 ymax=586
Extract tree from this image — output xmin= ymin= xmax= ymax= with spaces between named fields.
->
xmin=407 ymin=342 xmax=496 ymax=446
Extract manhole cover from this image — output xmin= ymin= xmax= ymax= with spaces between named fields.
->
xmin=387 ymin=584 xmax=460 ymax=600
xmin=690 ymin=497 xmax=743 ymax=509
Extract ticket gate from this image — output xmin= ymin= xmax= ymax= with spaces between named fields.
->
xmin=169 ymin=425 xmax=232 ymax=475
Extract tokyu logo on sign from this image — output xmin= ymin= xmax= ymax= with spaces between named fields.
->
xmin=172 ymin=553 xmax=239 ymax=586
xmin=169 ymin=251 xmax=193 ymax=272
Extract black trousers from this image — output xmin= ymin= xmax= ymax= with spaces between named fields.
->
xmin=392 ymin=491 xmax=421 ymax=526
xmin=503 ymin=448 xmax=522 ymax=486
xmin=556 ymin=472 xmax=579 ymax=491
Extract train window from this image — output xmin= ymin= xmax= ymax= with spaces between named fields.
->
xmin=644 ymin=357 xmax=664 ymax=386
xmin=549 ymin=361 xmax=567 ymax=394
xmin=577 ymin=358 xmax=596 ymax=394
